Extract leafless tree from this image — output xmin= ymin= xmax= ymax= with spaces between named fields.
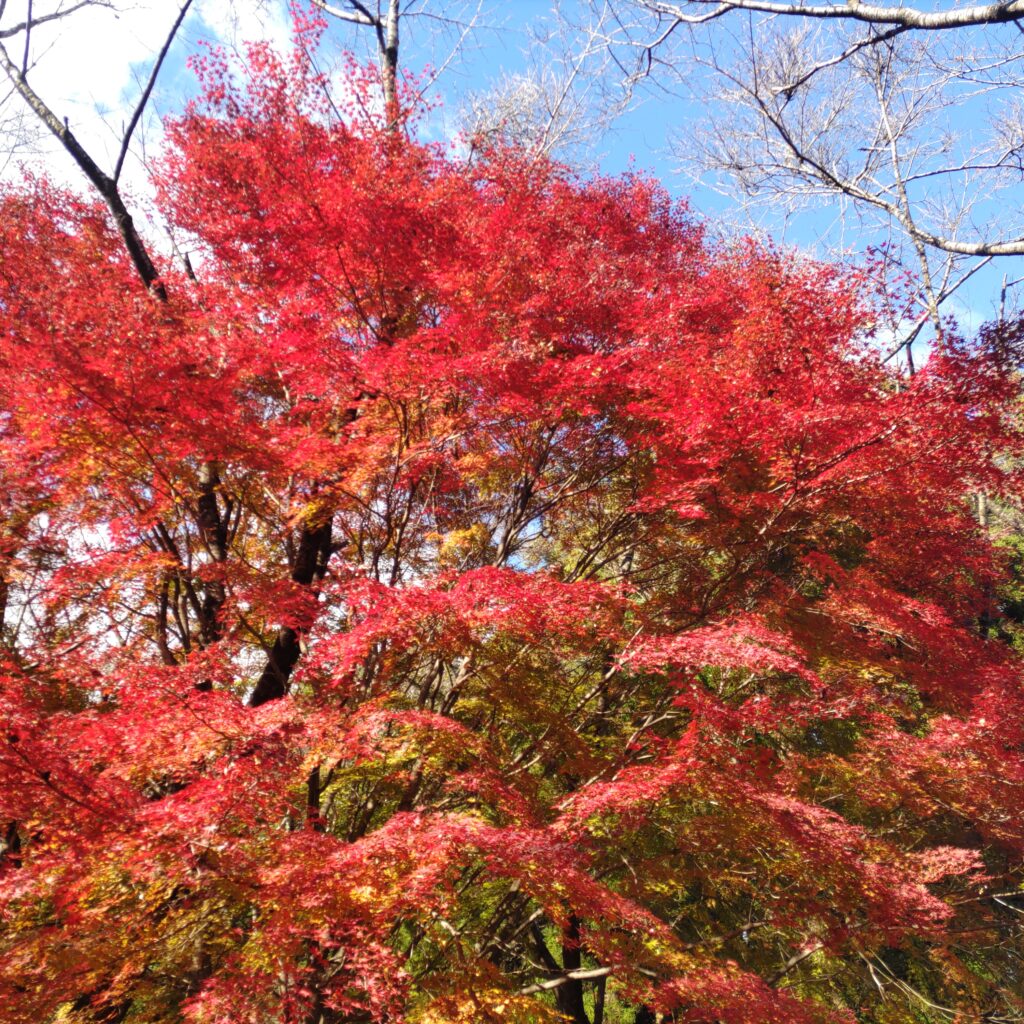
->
xmin=597 ymin=0 xmax=1024 ymax=365
xmin=459 ymin=4 xmax=632 ymax=163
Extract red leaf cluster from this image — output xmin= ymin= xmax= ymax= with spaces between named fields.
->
xmin=1 ymin=24 xmax=1023 ymax=1024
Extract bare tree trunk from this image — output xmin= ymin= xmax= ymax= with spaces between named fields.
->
xmin=379 ymin=0 xmax=400 ymax=128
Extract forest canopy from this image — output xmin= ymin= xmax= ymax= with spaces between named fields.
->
xmin=2 ymin=12 xmax=1024 ymax=1024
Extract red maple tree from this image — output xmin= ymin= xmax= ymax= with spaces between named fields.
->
xmin=1 ymin=18 xmax=1023 ymax=1024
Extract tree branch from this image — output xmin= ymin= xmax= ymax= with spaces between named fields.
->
xmin=639 ymin=0 xmax=1024 ymax=30
xmin=114 ymin=0 xmax=193 ymax=183
xmin=311 ymin=0 xmax=377 ymax=26
xmin=0 ymin=38 xmax=165 ymax=295
xmin=518 ymin=965 xmax=613 ymax=996
xmin=0 ymin=0 xmax=110 ymax=40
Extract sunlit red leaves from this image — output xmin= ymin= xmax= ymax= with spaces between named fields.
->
xmin=1 ymin=18 xmax=1024 ymax=1024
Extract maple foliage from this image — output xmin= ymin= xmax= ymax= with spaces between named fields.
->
xmin=2 ymin=16 xmax=1024 ymax=1024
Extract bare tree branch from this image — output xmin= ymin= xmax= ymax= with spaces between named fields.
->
xmin=114 ymin=0 xmax=192 ymax=183
xmin=591 ymin=0 xmax=1024 ymax=358
xmin=634 ymin=0 xmax=1024 ymax=30
xmin=461 ymin=3 xmax=632 ymax=162
xmin=311 ymin=0 xmax=375 ymax=26
xmin=408 ymin=0 xmax=482 ymax=105
xmin=0 ymin=0 xmax=109 ymax=41
xmin=518 ymin=966 xmax=614 ymax=996
xmin=596 ymin=0 xmax=1024 ymax=360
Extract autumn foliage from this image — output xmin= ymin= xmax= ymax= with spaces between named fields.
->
xmin=1 ymin=20 xmax=1024 ymax=1024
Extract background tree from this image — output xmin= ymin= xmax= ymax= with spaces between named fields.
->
xmin=597 ymin=0 xmax=1024 ymax=367
xmin=458 ymin=4 xmax=630 ymax=164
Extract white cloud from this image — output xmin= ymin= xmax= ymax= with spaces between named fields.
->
xmin=0 ymin=0 xmax=292 ymax=193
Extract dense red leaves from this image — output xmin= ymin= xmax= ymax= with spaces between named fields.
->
xmin=1 ymin=21 xmax=1024 ymax=1024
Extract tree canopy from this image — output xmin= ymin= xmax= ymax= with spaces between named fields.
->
xmin=1 ymin=16 xmax=1024 ymax=1024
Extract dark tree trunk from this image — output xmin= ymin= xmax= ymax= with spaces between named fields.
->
xmin=248 ymin=517 xmax=333 ymax=707
xmin=555 ymin=916 xmax=590 ymax=1024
